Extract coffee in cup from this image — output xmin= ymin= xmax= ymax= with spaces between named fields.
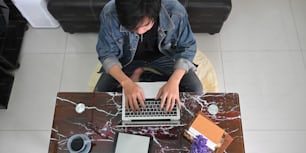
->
xmin=67 ymin=134 xmax=91 ymax=153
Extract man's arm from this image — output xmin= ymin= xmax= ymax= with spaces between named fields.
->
xmin=108 ymin=65 xmax=145 ymax=111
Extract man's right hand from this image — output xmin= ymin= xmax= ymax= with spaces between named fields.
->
xmin=121 ymin=79 xmax=145 ymax=112
xmin=108 ymin=65 xmax=145 ymax=112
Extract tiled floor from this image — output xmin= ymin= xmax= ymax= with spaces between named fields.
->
xmin=1 ymin=0 xmax=306 ymax=152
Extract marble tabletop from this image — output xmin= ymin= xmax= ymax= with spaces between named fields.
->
xmin=48 ymin=92 xmax=245 ymax=153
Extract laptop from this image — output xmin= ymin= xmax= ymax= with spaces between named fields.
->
xmin=121 ymin=81 xmax=182 ymax=127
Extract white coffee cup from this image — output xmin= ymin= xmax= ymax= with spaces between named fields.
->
xmin=67 ymin=134 xmax=91 ymax=153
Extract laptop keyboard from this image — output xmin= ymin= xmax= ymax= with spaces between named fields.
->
xmin=124 ymin=99 xmax=178 ymax=118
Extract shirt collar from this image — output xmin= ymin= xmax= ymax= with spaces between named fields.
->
xmin=119 ymin=24 xmax=129 ymax=32
xmin=158 ymin=4 xmax=175 ymax=32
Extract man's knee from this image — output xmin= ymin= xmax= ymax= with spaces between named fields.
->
xmin=180 ymin=71 xmax=203 ymax=92
xmin=95 ymin=73 xmax=120 ymax=92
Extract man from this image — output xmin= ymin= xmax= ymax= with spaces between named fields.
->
xmin=95 ymin=0 xmax=203 ymax=112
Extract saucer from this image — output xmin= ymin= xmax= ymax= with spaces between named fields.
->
xmin=67 ymin=134 xmax=91 ymax=153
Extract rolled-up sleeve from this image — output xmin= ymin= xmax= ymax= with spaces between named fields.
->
xmin=101 ymin=56 xmax=122 ymax=73
xmin=174 ymin=58 xmax=196 ymax=72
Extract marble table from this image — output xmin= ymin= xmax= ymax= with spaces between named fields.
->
xmin=48 ymin=92 xmax=245 ymax=153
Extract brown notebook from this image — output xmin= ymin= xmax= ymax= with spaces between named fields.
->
xmin=184 ymin=111 xmax=233 ymax=153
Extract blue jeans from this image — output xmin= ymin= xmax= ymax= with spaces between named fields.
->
xmin=94 ymin=56 xmax=203 ymax=92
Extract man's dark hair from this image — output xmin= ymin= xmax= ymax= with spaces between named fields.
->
xmin=115 ymin=0 xmax=161 ymax=30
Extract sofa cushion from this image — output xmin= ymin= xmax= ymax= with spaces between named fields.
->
xmin=47 ymin=0 xmax=108 ymax=22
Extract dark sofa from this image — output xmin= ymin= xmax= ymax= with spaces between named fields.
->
xmin=47 ymin=0 xmax=232 ymax=34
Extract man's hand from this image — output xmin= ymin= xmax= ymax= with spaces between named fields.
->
xmin=156 ymin=69 xmax=185 ymax=112
xmin=122 ymin=79 xmax=145 ymax=112
xmin=156 ymin=80 xmax=181 ymax=112
xmin=108 ymin=65 xmax=145 ymax=112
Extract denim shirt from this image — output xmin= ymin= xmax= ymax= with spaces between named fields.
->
xmin=96 ymin=0 xmax=197 ymax=73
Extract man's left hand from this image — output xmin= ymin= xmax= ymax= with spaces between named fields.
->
xmin=156 ymin=80 xmax=181 ymax=112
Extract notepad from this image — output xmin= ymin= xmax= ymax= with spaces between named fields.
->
xmin=185 ymin=112 xmax=225 ymax=151
xmin=114 ymin=132 xmax=151 ymax=153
